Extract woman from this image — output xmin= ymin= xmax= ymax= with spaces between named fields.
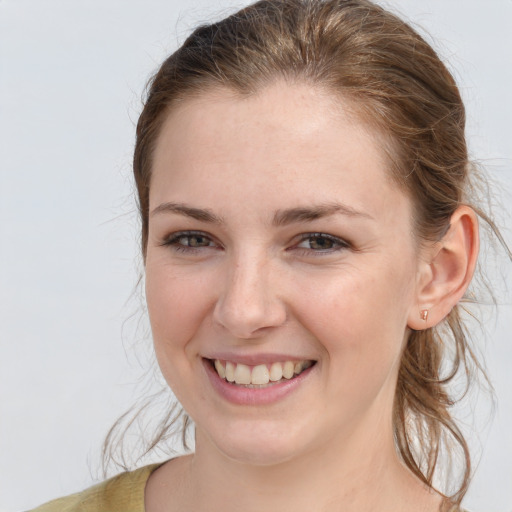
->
xmin=29 ymin=0 xmax=509 ymax=511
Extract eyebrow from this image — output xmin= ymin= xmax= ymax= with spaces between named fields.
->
xmin=272 ymin=202 xmax=374 ymax=226
xmin=150 ymin=202 xmax=225 ymax=223
xmin=150 ymin=201 xmax=373 ymax=225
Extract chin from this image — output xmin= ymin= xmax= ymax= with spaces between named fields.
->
xmin=197 ymin=418 xmax=308 ymax=467
xmin=217 ymin=441 xmax=300 ymax=467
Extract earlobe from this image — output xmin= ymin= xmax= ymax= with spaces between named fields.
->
xmin=408 ymin=206 xmax=479 ymax=330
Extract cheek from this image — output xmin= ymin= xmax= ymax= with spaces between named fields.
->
xmin=291 ymin=261 xmax=415 ymax=366
xmin=292 ymin=266 xmax=415 ymax=421
xmin=145 ymin=263 xmax=215 ymax=375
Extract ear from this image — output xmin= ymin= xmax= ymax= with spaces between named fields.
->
xmin=408 ymin=206 xmax=479 ymax=330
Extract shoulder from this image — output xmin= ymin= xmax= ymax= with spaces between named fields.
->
xmin=444 ymin=505 xmax=471 ymax=512
xmin=29 ymin=463 xmax=163 ymax=512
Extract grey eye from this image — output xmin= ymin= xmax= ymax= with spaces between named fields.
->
xmin=178 ymin=234 xmax=212 ymax=247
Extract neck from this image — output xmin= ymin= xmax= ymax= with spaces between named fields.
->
xmin=175 ymin=418 xmax=439 ymax=512
xmin=145 ymin=398 xmax=442 ymax=512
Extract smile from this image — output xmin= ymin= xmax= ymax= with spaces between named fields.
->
xmin=211 ymin=359 xmax=314 ymax=387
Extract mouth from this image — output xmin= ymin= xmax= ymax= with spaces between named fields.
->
xmin=207 ymin=358 xmax=316 ymax=388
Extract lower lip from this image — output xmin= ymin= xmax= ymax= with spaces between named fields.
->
xmin=203 ymin=359 xmax=315 ymax=406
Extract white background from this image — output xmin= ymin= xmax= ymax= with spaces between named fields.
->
xmin=0 ymin=1 xmax=511 ymax=511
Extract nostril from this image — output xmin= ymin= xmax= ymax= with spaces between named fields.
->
xmin=213 ymin=299 xmax=287 ymax=339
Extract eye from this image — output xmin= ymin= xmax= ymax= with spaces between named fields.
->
xmin=292 ymin=233 xmax=350 ymax=254
xmin=162 ymin=231 xmax=219 ymax=252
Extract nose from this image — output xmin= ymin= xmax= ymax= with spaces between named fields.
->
xmin=213 ymin=253 xmax=287 ymax=339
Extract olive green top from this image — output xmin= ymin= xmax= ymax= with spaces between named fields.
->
xmin=29 ymin=463 xmax=467 ymax=512
xmin=29 ymin=464 xmax=162 ymax=512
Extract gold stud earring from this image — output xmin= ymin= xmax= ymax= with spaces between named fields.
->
xmin=420 ymin=309 xmax=429 ymax=322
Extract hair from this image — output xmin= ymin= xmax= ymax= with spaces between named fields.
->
xmin=104 ymin=0 xmax=510 ymax=506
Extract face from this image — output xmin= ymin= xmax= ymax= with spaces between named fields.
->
xmin=145 ymin=82 xmax=423 ymax=466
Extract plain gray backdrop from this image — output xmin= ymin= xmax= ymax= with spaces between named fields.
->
xmin=0 ymin=1 xmax=511 ymax=510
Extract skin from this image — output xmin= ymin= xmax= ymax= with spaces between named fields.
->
xmin=143 ymin=82 xmax=478 ymax=512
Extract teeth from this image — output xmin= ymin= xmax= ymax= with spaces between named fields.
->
xmin=283 ymin=361 xmax=295 ymax=379
xmin=214 ymin=359 xmax=226 ymax=379
xmin=225 ymin=361 xmax=235 ymax=382
xmin=252 ymin=364 xmax=270 ymax=385
xmin=213 ymin=359 xmax=313 ymax=385
xmin=234 ymin=363 xmax=252 ymax=385
xmin=269 ymin=362 xmax=283 ymax=382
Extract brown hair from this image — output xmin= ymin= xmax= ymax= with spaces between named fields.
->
xmin=106 ymin=0 xmax=509 ymax=505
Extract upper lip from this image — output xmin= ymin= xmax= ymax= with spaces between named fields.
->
xmin=202 ymin=353 xmax=316 ymax=365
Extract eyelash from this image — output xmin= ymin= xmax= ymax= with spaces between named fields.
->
xmin=161 ymin=231 xmax=221 ymax=253
xmin=292 ymin=233 xmax=351 ymax=255
xmin=161 ymin=230 xmax=350 ymax=256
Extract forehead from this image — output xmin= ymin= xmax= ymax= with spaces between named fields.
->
xmin=150 ymin=82 xmax=409 ymax=223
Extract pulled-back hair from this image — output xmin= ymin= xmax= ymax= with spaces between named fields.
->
xmin=105 ymin=0 xmax=508 ymax=505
